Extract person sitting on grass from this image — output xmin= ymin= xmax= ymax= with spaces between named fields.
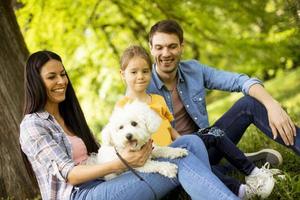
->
xmin=146 ymin=19 xmax=299 ymax=197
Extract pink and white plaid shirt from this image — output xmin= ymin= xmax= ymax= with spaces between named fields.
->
xmin=20 ymin=111 xmax=75 ymax=200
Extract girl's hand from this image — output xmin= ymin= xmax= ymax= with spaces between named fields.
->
xmin=118 ymin=140 xmax=153 ymax=168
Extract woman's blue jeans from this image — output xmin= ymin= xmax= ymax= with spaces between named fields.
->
xmin=209 ymin=96 xmax=300 ymax=194
xmin=70 ymin=135 xmax=239 ymax=200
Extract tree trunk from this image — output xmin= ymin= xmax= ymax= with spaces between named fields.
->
xmin=0 ymin=0 xmax=39 ymax=198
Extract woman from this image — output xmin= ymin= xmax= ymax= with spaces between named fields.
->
xmin=20 ymin=50 xmax=238 ymax=200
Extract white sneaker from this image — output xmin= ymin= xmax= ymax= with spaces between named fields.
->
xmin=243 ymin=184 xmax=259 ymax=200
xmin=260 ymin=162 xmax=282 ymax=176
xmin=244 ymin=162 xmax=277 ymax=199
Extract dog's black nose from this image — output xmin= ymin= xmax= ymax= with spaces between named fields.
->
xmin=126 ymin=133 xmax=133 ymax=140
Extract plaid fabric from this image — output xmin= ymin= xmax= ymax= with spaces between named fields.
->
xmin=20 ymin=111 xmax=75 ymax=200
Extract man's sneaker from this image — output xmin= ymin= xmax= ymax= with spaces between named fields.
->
xmin=244 ymin=162 xmax=278 ymax=199
xmin=244 ymin=149 xmax=283 ymax=166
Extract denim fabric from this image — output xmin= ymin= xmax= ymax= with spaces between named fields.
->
xmin=211 ymin=96 xmax=300 ymax=162
xmin=196 ymin=128 xmax=255 ymax=175
xmin=207 ymin=96 xmax=299 ymax=194
xmin=70 ymin=135 xmax=239 ymax=200
xmin=194 ymin=127 xmax=256 ymax=195
xmin=147 ymin=59 xmax=262 ymax=129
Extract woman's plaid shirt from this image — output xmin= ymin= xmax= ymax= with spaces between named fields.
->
xmin=20 ymin=111 xmax=75 ymax=200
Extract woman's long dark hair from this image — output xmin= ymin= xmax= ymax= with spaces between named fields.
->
xmin=21 ymin=50 xmax=99 ymax=183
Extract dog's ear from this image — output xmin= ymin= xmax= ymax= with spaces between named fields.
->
xmin=101 ymin=107 xmax=122 ymax=146
xmin=145 ymin=108 xmax=162 ymax=133
xmin=101 ymin=124 xmax=113 ymax=146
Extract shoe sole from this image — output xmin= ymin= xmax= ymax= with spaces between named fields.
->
xmin=245 ymin=149 xmax=283 ymax=166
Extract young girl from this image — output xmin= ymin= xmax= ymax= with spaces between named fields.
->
xmin=20 ymin=50 xmax=239 ymax=200
xmin=117 ymin=46 xmax=180 ymax=146
xmin=118 ymin=45 xmax=281 ymax=200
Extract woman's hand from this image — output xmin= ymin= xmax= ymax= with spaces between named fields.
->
xmin=118 ymin=140 xmax=153 ymax=168
xmin=68 ymin=140 xmax=153 ymax=185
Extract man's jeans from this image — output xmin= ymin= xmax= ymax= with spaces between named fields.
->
xmin=209 ymin=96 xmax=300 ymax=194
xmin=70 ymin=135 xmax=238 ymax=200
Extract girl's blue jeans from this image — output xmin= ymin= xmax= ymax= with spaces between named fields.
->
xmin=70 ymin=135 xmax=239 ymax=200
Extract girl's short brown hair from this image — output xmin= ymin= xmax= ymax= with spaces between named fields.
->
xmin=120 ymin=45 xmax=152 ymax=71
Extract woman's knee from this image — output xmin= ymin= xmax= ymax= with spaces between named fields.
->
xmin=171 ymin=135 xmax=207 ymax=156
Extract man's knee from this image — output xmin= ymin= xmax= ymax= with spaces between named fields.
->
xmin=235 ymin=96 xmax=264 ymax=111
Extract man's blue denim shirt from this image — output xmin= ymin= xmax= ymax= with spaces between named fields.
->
xmin=147 ymin=59 xmax=262 ymax=129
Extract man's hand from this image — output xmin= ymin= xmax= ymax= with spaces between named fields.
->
xmin=249 ymin=83 xmax=296 ymax=146
xmin=266 ymin=101 xmax=296 ymax=145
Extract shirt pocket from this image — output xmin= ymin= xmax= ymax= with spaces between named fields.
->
xmin=51 ymin=130 xmax=64 ymax=144
xmin=49 ymin=129 xmax=70 ymax=155
xmin=192 ymin=91 xmax=206 ymax=115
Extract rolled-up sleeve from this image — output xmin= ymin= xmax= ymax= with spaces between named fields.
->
xmin=201 ymin=62 xmax=263 ymax=95
xmin=20 ymin=118 xmax=75 ymax=181
xmin=241 ymin=78 xmax=263 ymax=95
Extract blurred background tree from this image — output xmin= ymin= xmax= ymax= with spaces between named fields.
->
xmin=15 ymin=0 xmax=300 ymax=137
xmin=0 ymin=0 xmax=38 ymax=198
xmin=0 ymin=0 xmax=298 ymax=199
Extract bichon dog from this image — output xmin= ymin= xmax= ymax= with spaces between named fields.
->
xmin=88 ymin=101 xmax=188 ymax=180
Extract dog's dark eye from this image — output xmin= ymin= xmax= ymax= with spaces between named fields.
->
xmin=131 ymin=121 xmax=137 ymax=127
xmin=119 ymin=125 xmax=124 ymax=129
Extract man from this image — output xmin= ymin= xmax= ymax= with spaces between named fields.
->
xmin=147 ymin=19 xmax=299 ymax=198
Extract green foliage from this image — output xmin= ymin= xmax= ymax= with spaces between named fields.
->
xmin=13 ymin=1 xmax=300 ymax=199
xmin=15 ymin=0 xmax=300 ymax=137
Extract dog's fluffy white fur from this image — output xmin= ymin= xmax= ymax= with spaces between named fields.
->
xmin=87 ymin=101 xmax=188 ymax=180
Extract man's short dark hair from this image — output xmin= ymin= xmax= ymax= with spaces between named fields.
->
xmin=149 ymin=19 xmax=184 ymax=45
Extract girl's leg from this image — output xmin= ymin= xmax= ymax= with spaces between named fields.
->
xmin=200 ymin=132 xmax=255 ymax=175
xmin=170 ymin=135 xmax=239 ymax=200
xmin=211 ymin=166 xmax=242 ymax=195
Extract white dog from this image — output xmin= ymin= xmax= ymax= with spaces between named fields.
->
xmin=88 ymin=101 xmax=188 ymax=180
